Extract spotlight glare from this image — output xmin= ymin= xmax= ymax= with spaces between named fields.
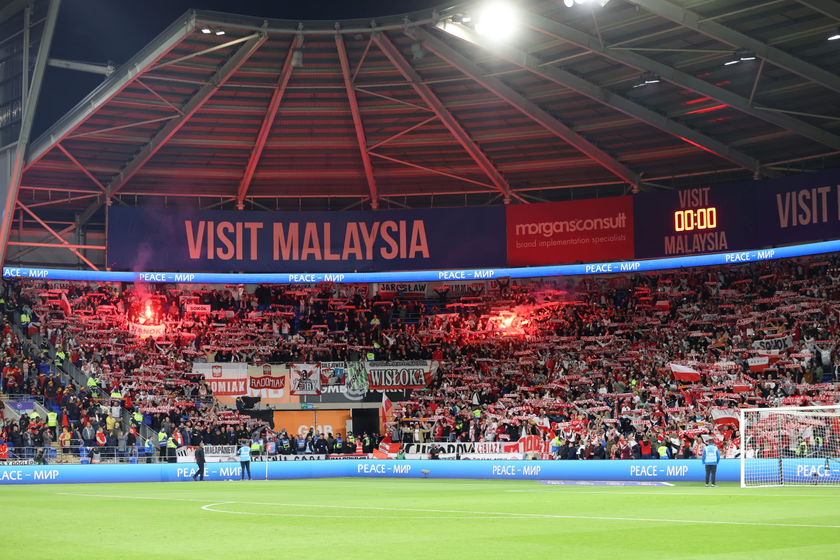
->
xmin=564 ymin=0 xmax=574 ymax=6
xmin=475 ymin=3 xmax=517 ymax=41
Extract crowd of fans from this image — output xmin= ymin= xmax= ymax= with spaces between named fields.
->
xmin=0 ymin=252 xmax=839 ymax=462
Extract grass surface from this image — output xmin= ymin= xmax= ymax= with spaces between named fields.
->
xmin=3 ymin=479 xmax=839 ymax=559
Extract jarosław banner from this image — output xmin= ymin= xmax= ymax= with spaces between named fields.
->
xmin=107 ymin=206 xmax=506 ymax=273
xmin=365 ymin=360 xmax=439 ymax=390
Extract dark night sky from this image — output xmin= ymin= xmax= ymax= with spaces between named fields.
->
xmin=33 ymin=0 xmax=443 ymax=139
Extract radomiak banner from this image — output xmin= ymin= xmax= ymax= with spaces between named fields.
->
xmin=107 ymin=206 xmax=507 ymax=273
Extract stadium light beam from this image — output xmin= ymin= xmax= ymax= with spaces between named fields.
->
xmin=475 ymin=3 xmax=517 ymax=40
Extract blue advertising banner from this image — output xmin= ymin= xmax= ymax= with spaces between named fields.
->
xmin=0 ymin=459 xmax=742 ymax=485
xmin=6 ymin=237 xmax=840 ymax=284
xmin=106 ymin=206 xmax=507 ymax=273
xmin=756 ymin=168 xmax=840 ymax=247
xmin=634 ymin=183 xmax=758 ymax=259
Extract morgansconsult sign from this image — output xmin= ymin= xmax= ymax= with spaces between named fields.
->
xmin=506 ymin=197 xmax=635 ymax=266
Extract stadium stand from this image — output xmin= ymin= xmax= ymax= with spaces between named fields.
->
xmin=1 ymin=253 xmax=838 ymax=463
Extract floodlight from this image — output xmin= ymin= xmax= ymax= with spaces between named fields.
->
xmin=829 ymin=28 xmax=840 ymax=41
xmin=564 ymin=0 xmax=574 ymax=6
xmin=739 ymin=49 xmax=756 ymax=61
xmin=411 ymin=42 xmax=426 ymax=60
xmin=475 ymin=3 xmax=517 ymax=41
xmin=200 ymin=27 xmax=212 ymax=34
xmin=643 ymin=71 xmax=660 ymax=84
xmin=723 ymin=55 xmax=740 ymax=66
xmin=291 ymin=49 xmax=303 ymax=68
xmin=215 ymin=28 xmax=225 ymax=36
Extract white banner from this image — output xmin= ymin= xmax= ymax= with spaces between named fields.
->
xmin=365 ymin=360 xmax=439 ymax=390
xmin=128 ymin=322 xmax=165 ymax=338
xmin=290 ymin=363 xmax=322 ymax=396
xmin=752 ymin=336 xmax=793 ymax=351
xmin=194 ymin=363 xmax=248 ymax=396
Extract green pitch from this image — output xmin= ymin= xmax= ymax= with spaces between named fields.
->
xmin=3 ymin=480 xmax=839 ymax=559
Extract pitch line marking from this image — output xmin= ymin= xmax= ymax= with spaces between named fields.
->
xmin=199 ymin=503 xmax=537 ymax=519
xmin=56 ymin=493 xmax=840 ymax=528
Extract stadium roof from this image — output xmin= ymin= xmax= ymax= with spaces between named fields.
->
xmin=20 ymin=0 xmax=840 ymax=224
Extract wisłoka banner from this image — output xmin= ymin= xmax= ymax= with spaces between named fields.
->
xmin=107 ymin=206 xmax=506 ymax=273
xmin=506 ymin=196 xmax=634 ymax=266
xmin=365 ymin=360 xmax=439 ymax=390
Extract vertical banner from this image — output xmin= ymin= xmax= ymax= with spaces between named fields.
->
xmin=506 ymin=196 xmax=634 ymax=266
xmin=290 ymin=363 xmax=322 ymax=396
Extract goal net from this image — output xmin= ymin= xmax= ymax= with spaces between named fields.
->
xmin=741 ymin=406 xmax=840 ymax=487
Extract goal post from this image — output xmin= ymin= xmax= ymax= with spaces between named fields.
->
xmin=741 ymin=405 xmax=840 ymax=488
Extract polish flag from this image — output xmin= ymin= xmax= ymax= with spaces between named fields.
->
xmin=381 ymin=392 xmax=394 ymax=425
xmin=748 ymin=356 xmax=770 ymax=372
xmin=60 ymin=292 xmax=72 ymax=316
xmin=669 ymin=363 xmax=701 ymax=382
xmin=757 ymin=349 xmax=780 ymax=363
xmin=711 ymin=408 xmax=740 ymax=428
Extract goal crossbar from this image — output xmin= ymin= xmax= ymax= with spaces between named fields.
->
xmin=741 ymin=405 xmax=840 ymax=488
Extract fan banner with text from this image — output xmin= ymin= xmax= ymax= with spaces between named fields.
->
xmin=193 ymin=363 xmax=296 ymax=405
xmin=365 ymin=360 xmax=439 ymax=390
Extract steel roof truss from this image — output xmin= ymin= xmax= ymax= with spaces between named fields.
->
xmin=16 ymin=201 xmax=99 ymax=270
xmin=408 ymin=26 xmax=639 ymax=189
xmin=435 ymin=20 xmax=778 ymax=179
xmin=236 ymin=36 xmax=299 ymax=206
xmin=520 ymin=10 xmax=840 ymax=152
xmin=77 ymin=33 xmax=267 ymax=226
xmin=625 ymin=0 xmax=840 ymax=96
xmin=372 ymin=31 xmax=521 ymax=204
xmin=337 ymin=33 xmax=380 ymax=209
